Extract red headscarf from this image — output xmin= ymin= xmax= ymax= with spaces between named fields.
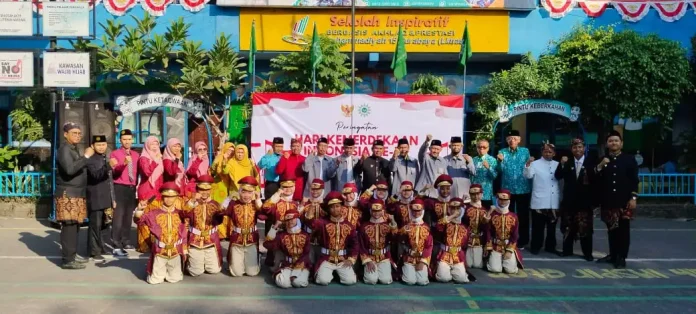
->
xmin=186 ymin=141 xmax=210 ymax=177
xmin=140 ymin=136 xmax=163 ymax=188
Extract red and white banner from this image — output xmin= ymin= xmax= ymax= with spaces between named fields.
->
xmin=250 ymin=93 xmax=464 ymax=162
xmin=542 ymin=0 xmax=694 ymax=22
xmin=141 ymin=0 xmax=171 ymax=16
xmin=103 ymin=0 xmax=136 ymax=16
xmin=181 ymin=0 xmax=209 ymax=12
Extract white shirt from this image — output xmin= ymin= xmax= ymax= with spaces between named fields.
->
xmin=574 ymin=155 xmax=585 ymax=178
xmin=523 ymin=158 xmax=560 ymax=210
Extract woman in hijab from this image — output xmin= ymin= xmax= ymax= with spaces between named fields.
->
xmin=163 ymin=138 xmax=186 ymax=195
xmin=185 ymin=141 xmax=210 ymax=196
xmin=137 ymin=136 xmax=164 ymax=201
xmin=211 ymin=142 xmax=235 ymax=203
xmin=225 ymin=144 xmax=261 ymax=196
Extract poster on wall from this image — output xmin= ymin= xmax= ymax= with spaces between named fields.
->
xmin=0 ymin=52 xmax=34 ymax=87
xmin=42 ymin=2 xmax=90 ymax=37
xmin=251 ymin=93 xmax=464 ymax=161
xmin=0 ymin=2 xmax=33 ymax=36
xmin=43 ymin=52 xmax=90 ymax=88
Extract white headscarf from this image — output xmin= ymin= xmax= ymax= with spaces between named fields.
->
xmin=287 ymin=219 xmax=302 ymax=234
xmin=409 ymin=209 xmax=425 ymax=224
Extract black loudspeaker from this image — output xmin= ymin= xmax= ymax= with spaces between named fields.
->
xmin=57 ymin=101 xmax=89 ymax=152
xmin=88 ymin=102 xmax=115 ymax=153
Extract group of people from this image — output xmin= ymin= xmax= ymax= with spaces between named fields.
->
xmin=54 ymin=123 xmax=638 ymax=286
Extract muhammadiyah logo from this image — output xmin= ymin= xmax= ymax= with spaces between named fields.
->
xmin=282 ymin=16 xmax=310 ymax=46
xmin=357 ymin=104 xmax=371 ymax=117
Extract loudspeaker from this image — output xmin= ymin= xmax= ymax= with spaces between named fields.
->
xmin=57 ymin=101 xmax=89 ymax=152
xmin=88 ymin=102 xmax=115 ymax=153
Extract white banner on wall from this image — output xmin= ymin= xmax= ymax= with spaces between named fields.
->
xmin=43 ymin=52 xmax=90 ymax=88
xmin=0 ymin=2 xmax=33 ymax=36
xmin=250 ymin=93 xmax=464 ymax=162
xmin=42 ymin=2 xmax=90 ymax=37
xmin=0 ymin=52 xmax=34 ymax=87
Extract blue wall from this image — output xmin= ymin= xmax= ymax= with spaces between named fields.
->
xmin=510 ymin=8 xmax=696 ymax=57
xmin=0 ymin=5 xmax=240 ymax=51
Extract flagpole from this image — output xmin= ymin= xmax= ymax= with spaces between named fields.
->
xmin=312 ymin=67 xmax=316 ymax=94
xmin=251 ymin=20 xmax=256 ymax=92
xmin=350 ymin=0 xmax=356 ymax=136
xmin=462 ymin=20 xmax=468 ymax=143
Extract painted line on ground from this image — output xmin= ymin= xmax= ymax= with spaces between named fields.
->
xmin=409 ymin=310 xmax=560 ymax=314
xmin=3 ymin=293 xmax=696 ymax=302
xmin=457 ymin=288 xmax=480 ymax=310
xmin=3 ymin=282 xmax=696 ymax=290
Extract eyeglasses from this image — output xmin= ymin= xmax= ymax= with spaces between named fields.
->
xmin=477 ymin=146 xmax=488 ymax=149
xmin=197 ymin=148 xmax=206 ymax=152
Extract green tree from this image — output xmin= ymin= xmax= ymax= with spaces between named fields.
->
xmin=269 ymin=35 xmax=357 ymax=93
xmin=9 ymin=90 xmax=53 ymax=142
xmin=475 ymin=54 xmax=565 ymax=142
xmin=555 ymin=26 xmax=692 ymax=135
xmin=409 ymin=74 xmax=450 ymax=95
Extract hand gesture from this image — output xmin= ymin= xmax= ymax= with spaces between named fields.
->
xmin=369 ymin=184 xmax=376 ymax=192
xmin=463 ymin=154 xmax=473 ymax=163
xmin=426 ymin=134 xmax=433 ymax=141
xmin=254 ymin=190 xmax=261 ymax=200
xmin=112 ymin=201 xmax=117 ymax=209
xmin=138 ymin=199 xmax=148 ymax=210
xmin=84 ymin=147 xmax=95 ymax=158
xmin=312 ymin=149 xmax=318 ymax=156
xmin=503 ymin=251 xmax=513 ymax=260
xmin=266 ymin=149 xmax=273 ymax=156
xmin=600 ymin=157 xmax=610 ymax=167
xmin=482 ymin=160 xmax=490 ymax=169
xmin=273 ymin=220 xmax=283 ymax=229
xmin=561 ymin=156 xmax=568 ymax=164
xmin=195 ymin=192 xmax=202 ymax=200
xmin=526 ymin=157 xmax=535 ymax=167
xmin=497 ymin=153 xmax=504 ymax=161
xmin=342 ymin=259 xmax=354 ymax=269
xmin=392 ymin=149 xmax=398 ymax=160
xmin=109 ymin=158 xmax=119 ymax=168
xmin=125 ymin=155 xmax=132 ymax=164
xmin=366 ymin=261 xmax=377 ymax=273
xmin=627 ymin=198 xmax=637 ymax=210
xmin=283 ymin=151 xmax=290 ymax=159
xmin=361 ymin=151 xmax=369 ymax=161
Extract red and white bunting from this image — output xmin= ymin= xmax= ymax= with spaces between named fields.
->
xmin=542 ymin=0 xmax=577 ymax=19
xmin=141 ymin=0 xmax=171 ymax=17
xmin=181 ymin=0 xmax=209 ymax=12
xmin=579 ymin=0 xmax=611 ymax=16
xmin=651 ymin=1 xmax=688 ymax=21
xmin=104 ymin=0 xmax=136 ymax=16
xmin=615 ymin=1 xmax=652 ymax=22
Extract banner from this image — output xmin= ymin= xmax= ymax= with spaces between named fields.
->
xmin=543 ymin=0 xmax=693 ymax=23
xmin=239 ymin=9 xmax=509 ymax=53
xmin=497 ymin=99 xmax=581 ymax=123
xmin=251 ymin=93 xmax=464 ymax=162
xmin=0 ymin=52 xmax=34 ymax=87
xmin=217 ymin=0 xmax=537 ymax=9
xmin=0 ymin=2 xmax=33 ymax=36
xmin=42 ymin=2 xmax=90 ymax=36
xmin=43 ymin=52 xmax=90 ymax=88
xmin=115 ymin=93 xmax=205 ymax=118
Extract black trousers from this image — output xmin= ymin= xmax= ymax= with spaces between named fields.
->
xmin=562 ymin=210 xmax=593 ymax=258
xmin=112 ymin=184 xmax=136 ymax=249
xmin=88 ymin=209 xmax=106 ymax=256
xmin=563 ymin=232 xmax=593 ymax=258
xmin=264 ymin=181 xmax=280 ymax=200
xmin=60 ymin=222 xmax=79 ymax=263
xmin=511 ymin=193 xmax=531 ymax=247
xmin=530 ymin=210 xmax=557 ymax=253
xmin=608 ymin=219 xmax=631 ymax=260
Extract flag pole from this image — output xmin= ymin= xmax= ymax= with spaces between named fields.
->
xmin=251 ymin=20 xmax=256 ymax=92
xmin=462 ymin=21 xmax=468 ymax=143
xmin=312 ymin=67 xmax=316 ymax=94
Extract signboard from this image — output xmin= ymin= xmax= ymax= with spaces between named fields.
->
xmin=0 ymin=2 xmax=33 ymax=36
xmin=219 ymin=0 xmax=536 ymax=9
xmin=0 ymin=52 xmax=33 ymax=87
xmin=42 ymin=2 xmax=90 ymax=37
xmin=251 ymin=93 xmax=463 ymax=160
xmin=43 ymin=52 xmax=90 ymax=88
xmin=497 ymin=99 xmax=581 ymax=123
xmin=115 ymin=93 xmax=206 ymax=118
xmin=239 ymin=9 xmax=509 ymax=53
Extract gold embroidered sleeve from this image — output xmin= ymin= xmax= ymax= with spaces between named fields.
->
xmin=505 ymin=243 xmax=517 ymax=253
xmin=361 ymin=255 xmax=373 ymax=265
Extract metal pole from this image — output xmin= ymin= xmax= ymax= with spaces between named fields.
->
xmin=350 ymin=0 xmax=356 ymax=137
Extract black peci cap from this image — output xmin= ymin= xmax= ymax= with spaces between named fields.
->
xmin=344 ymin=138 xmax=355 ymax=146
xmin=273 ymin=137 xmax=284 ymax=144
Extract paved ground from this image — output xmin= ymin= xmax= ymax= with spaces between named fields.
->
xmin=1 ymin=218 xmax=695 ymax=314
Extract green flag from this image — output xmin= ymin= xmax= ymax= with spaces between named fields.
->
xmin=390 ymin=25 xmax=407 ymax=81
xmin=457 ymin=22 xmax=472 ymax=76
xmin=248 ymin=21 xmax=257 ymax=76
xmin=310 ymin=23 xmax=322 ymax=69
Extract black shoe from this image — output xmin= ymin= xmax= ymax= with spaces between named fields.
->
xmin=617 ymin=258 xmax=627 ymax=269
xmin=124 ymin=244 xmax=135 ymax=250
xmin=74 ymin=256 xmax=89 ymax=264
xmin=596 ymin=255 xmax=614 ymax=263
xmin=61 ymin=261 xmax=86 ymax=270
xmin=90 ymin=255 xmax=106 ymax=262
xmin=583 ymin=255 xmax=594 ymax=262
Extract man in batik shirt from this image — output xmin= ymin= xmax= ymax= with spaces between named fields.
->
xmin=496 ymin=129 xmax=532 ymax=249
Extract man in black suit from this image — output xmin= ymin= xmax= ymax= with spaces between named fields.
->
xmin=355 ymin=139 xmax=391 ymax=193
xmin=555 ymin=138 xmax=596 ymax=261
xmin=86 ymin=135 xmax=116 ymax=262
xmin=594 ymin=131 xmax=639 ymax=269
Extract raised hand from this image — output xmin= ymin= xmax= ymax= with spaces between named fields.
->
xmin=482 ymin=160 xmax=490 ymax=169
xmin=84 ymin=147 xmax=95 ymax=158
xmin=426 ymin=134 xmax=433 ymax=141
xmin=526 ymin=157 xmax=535 ymax=167
xmin=561 ymin=156 xmax=568 ymax=164
xmin=497 ymin=153 xmax=504 ymax=161
xmin=109 ymin=158 xmax=119 ymax=167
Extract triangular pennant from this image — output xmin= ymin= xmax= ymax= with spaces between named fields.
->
xmin=141 ymin=0 xmax=171 ymax=17
xmin=541 ymin=0 xmax=577 ymax=19
xmin=104 ymin=0 xmax=137 ymax=16
xmin=181 ymin=0 xmax=210 ymax=13
xmin=578 ymin=0 xmax=610 ymax=17
xmin=614 ymin=1 xmax=651 ymax=22
xmin=651 ymin=1 xmax=689 ymax=22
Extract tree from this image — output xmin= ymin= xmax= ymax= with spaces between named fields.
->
xmin=9 ymin=90 xmax=53 ymax=142
xmin=474 ymin=54 xmax=565 ymax=142
xmin=409 ymin=74 xmax=450 ymax=95
xmin=555 ymin=26 xmax=692 ymax=135
xmin=269 ymin=35 xmax=357 ymax=93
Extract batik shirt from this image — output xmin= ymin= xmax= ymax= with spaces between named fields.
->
xmin=471 ymin=154 xmax=498 ymax=201
xmin=497 ymin=147 xmax=531 ymax=195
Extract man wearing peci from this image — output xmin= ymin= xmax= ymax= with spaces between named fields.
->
xmin=109 ymin=129 xmax=139 ymax=256
xmin=334 ymin=138 xmax=360 ymax=193
xmin=389 ymin=137 xmax=419 ymax=197
xmin=354 ymin=139 xmax=391 ymax=193
xmin=259 ymin=137 xmax=284 ymax=199
xmin=85 ymin=135 xmax=116 ymax=262
xmin=496 ymin=130 xmax=532 ymax=249
xmin=303 ymin=137 xmax=338 ymax=197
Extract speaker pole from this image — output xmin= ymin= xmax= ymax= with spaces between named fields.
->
xmin=49 ymin=38 xmax=58 ymax=224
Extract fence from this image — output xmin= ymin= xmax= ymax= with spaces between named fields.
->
xmin=1 ymin=172 xmax=696 ymax=203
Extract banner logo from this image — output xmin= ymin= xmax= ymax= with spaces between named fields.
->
xmin=282 ymin=15 xmax=310 ymax=45
xmin=340 ymin=104 xmax=354 ymax=117
xmin=357 ymin=104 xmax=371 ymax=117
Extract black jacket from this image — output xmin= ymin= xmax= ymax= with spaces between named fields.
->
xmin=86 ymin=154 xmax=114 ymax=211
xmin=595 ymin=152 xmax=639 ymax=210
xmin=56 ymin=144 xmax=89 ymax=198
xmin=555 ymin=156 xmax=597 ymax=211
xmin=354 ymin=155 xmax=391 ymax=193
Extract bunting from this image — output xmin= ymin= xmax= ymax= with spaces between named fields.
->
xmin=541 ymin=0 xmax=694 ymax=23
xmin=180 ymin=0 xmax=209 ymax=12
xmin=103 ymin=0 xmax=137 ymax=16
xmin=141 ymin=0 xmax=171 ymax=16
